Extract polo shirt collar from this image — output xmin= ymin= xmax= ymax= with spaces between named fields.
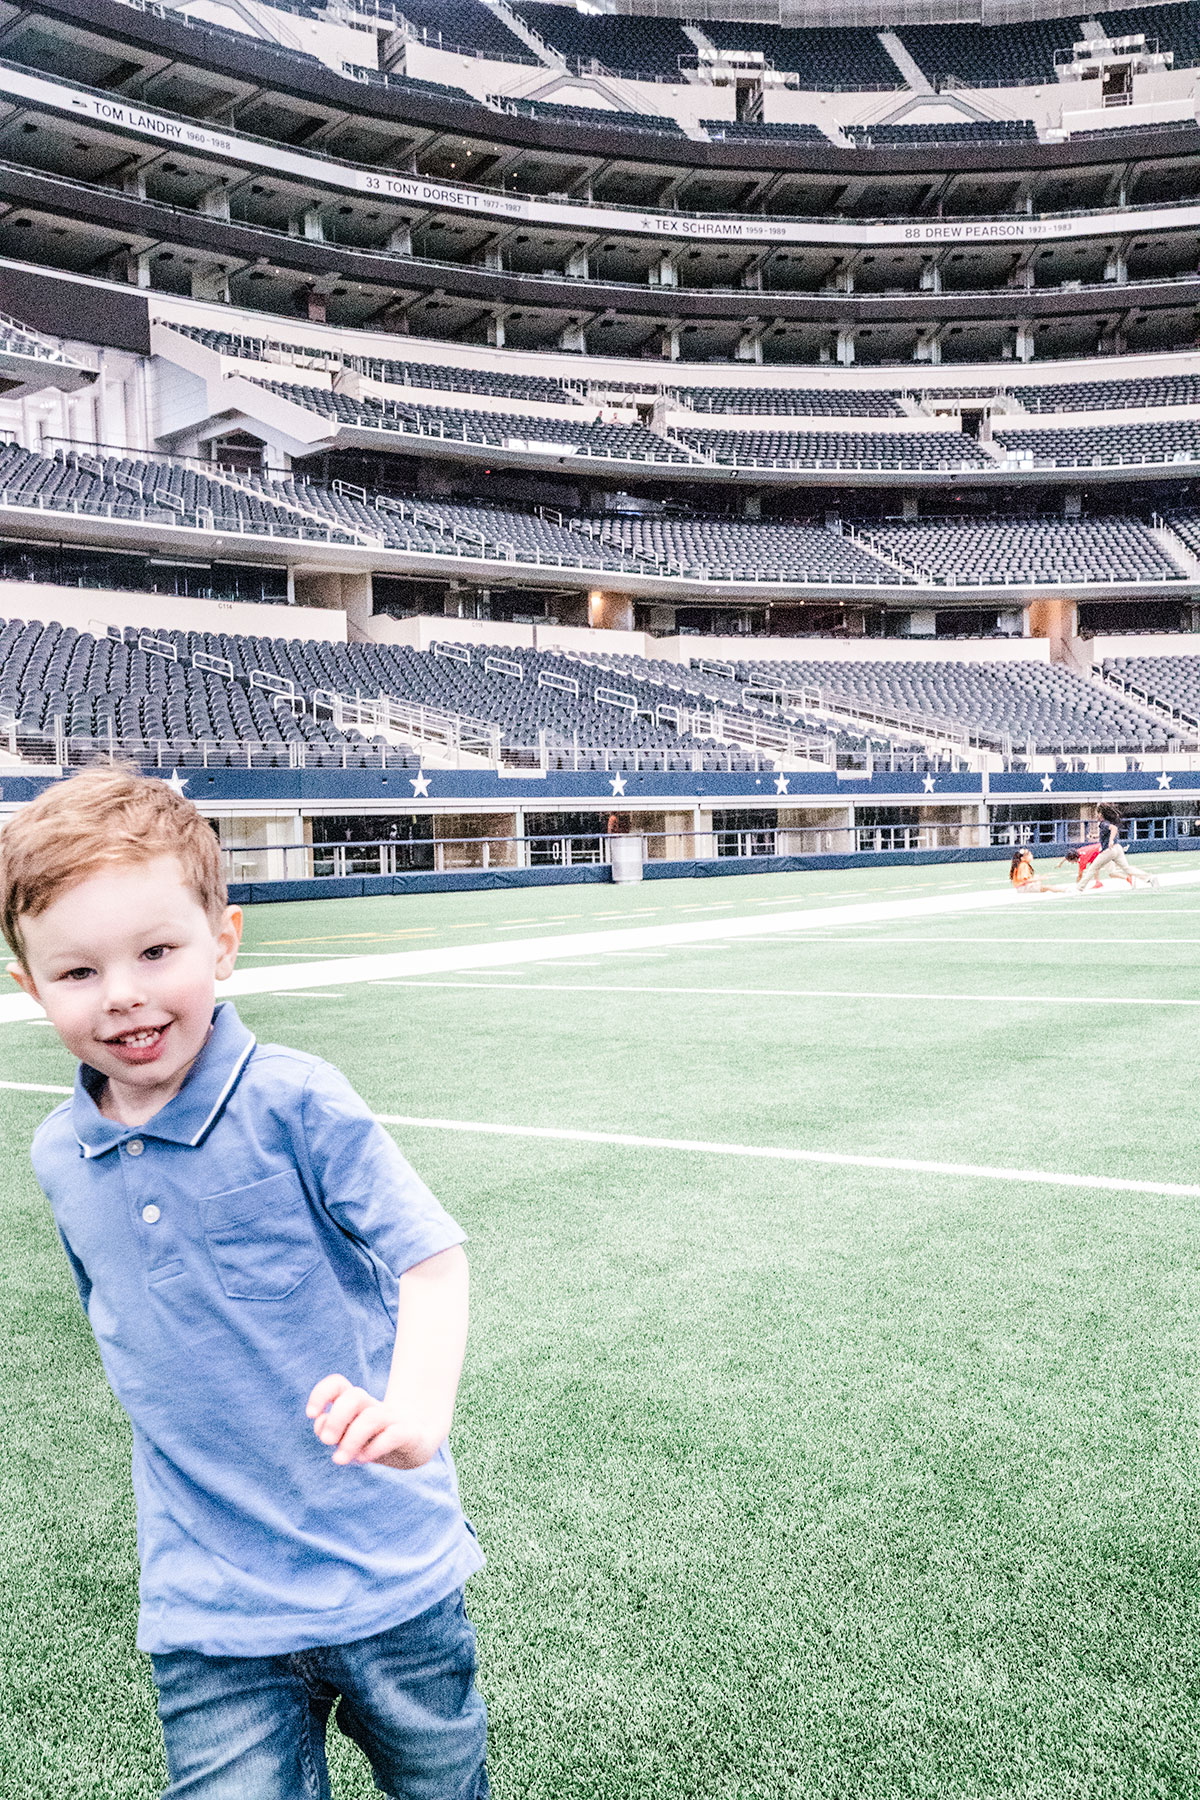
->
xmin=73 ymin=1002 xmax=257 ymax=1158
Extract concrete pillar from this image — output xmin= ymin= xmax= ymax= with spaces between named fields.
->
xmin=123 ymin=167 xmax=147 ymax=200
xmin=836 ymin=329 xmax=856 ymax=366
xmin=292 ymin=571 xmax=371 ymax=632
xmin=200 ymin=186 xmax=231 ymax=221
xmin=660 ymin=325 xmax=680 ymax=361
xmin=191 ymin=266 xmax=230 ymax=304
xmin=127 ymin=252 xmax=151 ymax=289
xmin=1025 ymin=597 xmax=1080 ymax=666
xmin=487 ymin=312 xmax=506 ymax=349
xmin=559 ymin=320 xmax=587 ymax=353
xmin=295 ymin=206 xmax=325 ymax=243
xmin=651 ymin=253 xmax=678 ymax=288
xmin=919 ymin=259 xmax=942 ymax=293
xmin=913 ymin=328 xmax=942 ymax=364
xmin=388 ymin=223 xmax=413 ymax=255
xmin=566 ymin=244 xmax=590 ymax=278
xmin=588 ymin=590 xmax=634 ymax=633
xmin=341 ymin=571 xmax=373 ymax=639
xmin=1014 ymin=322 xmax=1035 ymax=363
xmin=1104 ymin=249 xmax=1128 ymax=283
xmin=734 ymin=325 xmax=763 ymax=363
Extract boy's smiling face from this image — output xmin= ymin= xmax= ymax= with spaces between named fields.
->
xmin=10 ymin=855 xmax=242 ymax=1126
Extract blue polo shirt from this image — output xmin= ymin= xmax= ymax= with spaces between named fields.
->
xmin=31 ymin=1003 xmax=484 ymax=1658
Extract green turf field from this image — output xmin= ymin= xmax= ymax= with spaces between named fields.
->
xmin=4 ymin=853 xmax=1200 ymax=1798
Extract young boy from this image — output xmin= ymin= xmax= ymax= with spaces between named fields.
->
xmin=1 ymin=766 xmax=488 ymax=1800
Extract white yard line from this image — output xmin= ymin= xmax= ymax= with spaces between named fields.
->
xmin=378 ymin=980 xmax=1200 ymax=1008
xmin=746 ymin=936 xmax=1200 ymax=946
xmin=270 ymin=990 xmax=345 ymax=1000
xmin=2 ymin=869 xmax=1198 ymax=1027
xmin=1 ymin=1078 xmax=1192 ymax=1199
xmin=236 ymin=950 xmax=355 ymax=959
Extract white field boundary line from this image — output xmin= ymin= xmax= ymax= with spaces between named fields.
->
xmin=2 ymin=1079 xmax=1196 ymax=1199
xmin=374 ymin=980 xmax=1200 ymax=1007
xmin=2 ymin=868 xmax=1198 ymax=1028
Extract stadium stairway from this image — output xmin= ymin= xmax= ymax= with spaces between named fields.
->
xmin=1152 ymin=519 xmax=1200 ymax=583
xmin=485 ymin=0 xmax=565 ymax=65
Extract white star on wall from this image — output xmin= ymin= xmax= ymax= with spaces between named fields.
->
xmin=164 ymin=768 xmax=190 ymax=797
xmin=774 ymin=773 xmax=790 ymax=795
xmin=1158 ymin=772 xmax=1173 ymax=790
xmin=922 ymin=774 xmax=936 ymax=793
xmin=1040 ymin=774 xmax=1054 ymax=792
xmin=609 ymin=772 xmax=627 ymax=797
xmin=410 ymin=770 xmax=431 ymax=797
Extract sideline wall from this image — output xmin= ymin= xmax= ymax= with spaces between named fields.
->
xmin=226 ymin=839 xmax=1181 ymax=906
xmin=365 ymin=612 xmax=1054 ymax=665
xmin=0 ymin=582 xmax=348 ymax=641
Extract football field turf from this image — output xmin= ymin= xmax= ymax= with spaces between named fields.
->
xmin=3 ymin=853 xmax=1200 ymax=1798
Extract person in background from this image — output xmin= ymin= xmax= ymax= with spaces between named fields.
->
xmin=1009 ymin=848 xmax=1064 ymax=894
xmin=1081 ymin=801 xmax=1159 ymax=891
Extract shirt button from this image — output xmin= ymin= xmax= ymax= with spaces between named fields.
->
xmin=141 ymin=1204 xmax=161 ymax=1224
xmin=127 ymin=1140 xmax=144 ymax=1156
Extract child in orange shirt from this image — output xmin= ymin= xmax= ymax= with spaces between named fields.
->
xmin=1009 ymin=849 xmax=1063 ymax=894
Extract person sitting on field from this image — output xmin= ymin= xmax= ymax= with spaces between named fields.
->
xmin=1008 ymin=849 xmax=1063 ymax=894
xmin=0 ymin=766 xmax=488 ymax=1800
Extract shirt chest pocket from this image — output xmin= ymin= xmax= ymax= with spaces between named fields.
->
xmin=200 ymin=1171 xmax=321 ymax=1301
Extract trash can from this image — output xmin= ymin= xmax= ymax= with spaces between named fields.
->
xmin=609 ymin=833 xmax=644 ymax=884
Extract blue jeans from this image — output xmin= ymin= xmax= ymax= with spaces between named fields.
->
xmin=151 ymin=1588 xmax=488 ymax=1800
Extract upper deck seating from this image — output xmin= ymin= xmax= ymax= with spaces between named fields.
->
xmin=701 ymin=120 xmax=826 ymax=141
xmin=900 ymin=7 xmax=1200 ymax=86
xmin=1074 ymin=117 xmax=1199 ymax=138
xmin=594 ymin=516 xmax=904 ymax=583
xmin=341 ymin=66 xmax=474 ymax=99
xmin=1014 ymin=372 xmax=1200 ymax=412
xmin=699 ymin=21 xmax=899 ymax=86
xmin=508 ymin=4 xmax=694 ymax=75
xmin=490 ymin=95 xmax=685 ymax=132
xmin=995 ymin=420 xmax=1200 ymax=466
xmin=677 ymin=386 xmax=902 ymax=417
xmin=385 ymin=0 xmax=534 ymax=60
xmin=676 ymin=428 xmax=993 ymax=469
xmin=165 ymin=325 xmax=578 ymax=403
xmin=846 ymin=119 xmax=1037 ymax=144
xmin=858 ymin=516 xmax=1184 ymax=584
xmin=255 ymin=380 xmax=701 ymax=461
xmin=896 ymin=18 xmax=1076 ymax=84
xmin=0 ymin=442 xmax=356 ymax=541
xmin=0 ymin=314 xmax=62 ymax=359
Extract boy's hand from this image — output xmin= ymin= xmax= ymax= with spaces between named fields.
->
xmin=306 ymin=1374 xmax=438 ymax=1470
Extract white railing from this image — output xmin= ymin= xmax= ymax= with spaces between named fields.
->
xmin=0 ymin=309 xmax=73 ymax=365
xmin=1097 ymin=670 xmax=1200 ymax=741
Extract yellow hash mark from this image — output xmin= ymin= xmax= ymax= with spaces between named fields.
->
xmin=260 ymin=929 xmax=435 ymax=945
